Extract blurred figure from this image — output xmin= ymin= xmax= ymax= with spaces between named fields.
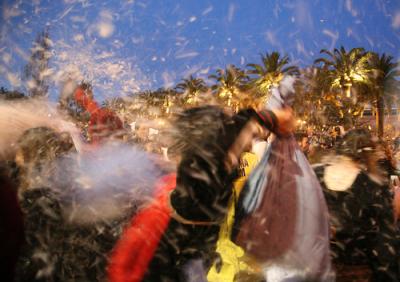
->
xmin=130 ymin=120 xmax=152 ymax=151
xmin=73 ymin=83 xmax=124 ymax=144
xmin=313 ymin=129 xmax=400 ymax=281
xmin=376 ymin=140 xmax=398 ymax=178
xmin=233 ymin=76 xmax=332 ymax=282
xmin=331 ymin=126 xmax=345 ymax=146
xmin=14 ymin=126 xmax=129 ymax=281
xmin=15 ymin=127 xmax=75 ymax=281
xmin=307 ymin=135 xmax=334 ymax=164
xmin=108 ymin=105 xmax=293 ymax=282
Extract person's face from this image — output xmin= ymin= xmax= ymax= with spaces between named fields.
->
xmin=225 ymin=119 xmax=261 ymax=173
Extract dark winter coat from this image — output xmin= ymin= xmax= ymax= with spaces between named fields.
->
xmin=108 ymin=107 xmax=278 ymax=282
xmin=314 ymin=157 xmax=400 ymax=281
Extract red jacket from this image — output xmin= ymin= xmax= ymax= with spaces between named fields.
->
xmin=107 ymin=174 xmax=177 ymax=282
xmin=74 ymin=88 xmax=123 ymax=143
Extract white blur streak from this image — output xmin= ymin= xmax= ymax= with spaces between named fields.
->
xmin=294 ymin=0 xmax=313 ymax=30
xmin=3 ymin=4 xmax=22 ymax=21
xmin=181 ymin=65 xmax=203 ymax=78
xmin=98 ymin=22 xmax=114 ymax=38
xmin=175 ymin=51 xmax=199 ymax=59
xmin=264 ymin=265 xmax=305 ymax=282
xmin=227 ymin=3 xmax=235 ymax=22
xmin=0 ymin=100 xmax=163 ymax=226
xmin=96 ymin=10 xmax=115 ymax=38
xmin=58 ymin=142 xmax=162 ymax=225
xmin=162 ymin=71 xmax=176 ymax=88
xmin=57 ymin=5 xmax=74 ymax=21
xmin=265 ymin=30 xmax=282 ymax=51
xmin=73 ymin=34 xmax=84 ymax=42
xmin=52 ymin=37 xmax=148 ymax=96
xmin=392 ymin=12 xmax=400 ymax=29
xmin=322 ymin=29 xmax=339 ymax=51
xmin=345 ymin=0 xmax=358 ymax=17
xmin=6 ymin=72 xmax=21 ymax=87
xmin=202 ymin=6 xmax=213 ymax=16
xmin=296 ymin=40 xmax=309 ymax=59
xmin=0 ymin=99 xmax=82 ymax=160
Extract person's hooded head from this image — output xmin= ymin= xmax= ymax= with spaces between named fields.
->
xmin=170 ymin=105 xmax=258 ymax=172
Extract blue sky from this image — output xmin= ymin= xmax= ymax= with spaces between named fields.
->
xmin=1 ymin=0 xmax=400 ymax=100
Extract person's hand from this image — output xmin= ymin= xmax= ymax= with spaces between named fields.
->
xmin=273 ymin=107 xmax=295 ymax=136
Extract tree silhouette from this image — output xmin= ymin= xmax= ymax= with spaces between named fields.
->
xmin=24 ymin=28 xmax=52 ymax=97
xmin=247 ymin=51 xmax=299 ymax=101
xmin=175 ymin=75 xmax=207 ymax=107
xmin=314 ymin=46 xmax=372 ymax=99
xmin=209 ymin=65 xmax=249 ymax=111
xmin=367 ymin=53 xmax=400 ymax=138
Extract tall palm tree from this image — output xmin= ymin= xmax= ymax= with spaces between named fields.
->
xmin=209 ymin=65 xmax=249 ymax=111
xmin=293 ymin=67 xmax=329 ymax=127
xmin=368 ymin=53 xmax=400 ymax=138
xmin=247 ymin=51 xmax=299 ymax=100
xmin=314 ymin=46 xmax=372 ymax=98
xmin=175 ymin=75 xmax=207 ymax=106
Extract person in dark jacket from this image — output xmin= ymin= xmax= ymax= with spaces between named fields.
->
xmin=14 ymin=127 xmax=75 ymax=281
xmin=14 ymin=126 xmax=131 ymax=281
xmin=108 ymin=105 xmax=294 ymax=282
xmin=313 ymin=129 xmax=400 ymax=281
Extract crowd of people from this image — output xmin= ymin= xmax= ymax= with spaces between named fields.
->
xmin=1 ymin=80 xmax=400 ymax=282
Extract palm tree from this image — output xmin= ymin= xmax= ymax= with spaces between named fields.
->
xmin=293 ymin=67 xmax=329 ymax=127
xmin=314 ymin=46 xmax=372 ymax=98
xmin=295 ymin=66 xmax=366 ymax=129
xmin=368 ymin=53 xmax=400 ymax=138
xmin=209 ymin=65 xmax=249 ymax=111
xmin=247 ymin=51 xmax=299 ymax=101
xmin=175 ymin=75 xmax=207 ymax=107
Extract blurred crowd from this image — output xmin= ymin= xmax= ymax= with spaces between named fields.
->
xmin=1 ymin=82 xmax=400 ymax=281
